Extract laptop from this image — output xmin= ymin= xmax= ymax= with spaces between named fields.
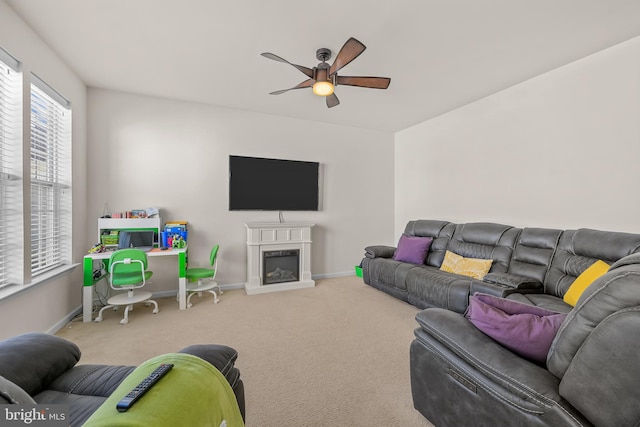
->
xmin=118 ymin=230 xmax=155 ymax=252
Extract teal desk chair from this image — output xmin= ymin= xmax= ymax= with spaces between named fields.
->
xmin=185 ymin=244 xmax=221 ymax=307
xmin=95 ymin=249 xmax=158 ymax=325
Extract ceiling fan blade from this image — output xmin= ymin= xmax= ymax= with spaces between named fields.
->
xmin=336 ymin=76 xmax=391 ymax=89
xmin=261 ymin=52 xmax=314 ymax=78
xmin=329 ymin=37 xmax=366 ymax=75
xmin=326 ymin=93 xmax=340 ymax=108
xmin=269 ymin=79 xmax=314 ymax=95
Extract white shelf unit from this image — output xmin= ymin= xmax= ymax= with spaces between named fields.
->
xmin=98 ymin=217 xmax=162 ymax=249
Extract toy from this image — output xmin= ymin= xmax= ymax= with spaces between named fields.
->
xmin=171 ymin=234 xmax=186 ymax=249
xmin=88 ymin=243 xmax=106 ymax=254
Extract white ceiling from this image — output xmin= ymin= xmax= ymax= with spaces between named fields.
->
xmin=6 ymin=0 xmax=640 ymax=132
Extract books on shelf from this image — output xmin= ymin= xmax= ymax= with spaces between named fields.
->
xmin=109 ymin=207 xmax=160 ymax=219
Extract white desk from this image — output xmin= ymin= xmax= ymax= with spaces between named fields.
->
xmin=82 ymin=247 xmax=188 ymax=322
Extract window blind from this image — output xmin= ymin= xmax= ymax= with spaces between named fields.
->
xmin=30 ymin=76 xmax=72 ymax=277
xmin=0 ymin=50 xmax=22 ymax=289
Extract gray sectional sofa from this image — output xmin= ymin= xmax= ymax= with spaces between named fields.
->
xmin=362 ymin=220 xmax=640 ymax=427
xmin=362 ymin=220 xmax=640 ymax=313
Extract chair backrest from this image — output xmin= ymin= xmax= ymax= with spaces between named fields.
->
xmin=209 ymin=245 xmax=219 ymax=267
xmin=209 ymin=245 xmax=220 ymax=281
xmin=109 ymin=249 xmax=149 ymax=290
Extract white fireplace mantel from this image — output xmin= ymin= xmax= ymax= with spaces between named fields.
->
xmin=244 ymin=222 xmax=315 ymax=295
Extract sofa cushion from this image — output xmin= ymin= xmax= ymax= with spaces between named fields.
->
xmin=393 ymin=235 xmax=433 ymax=264
xmin=465 ymin=293 xmax=567 ymax=364
xmin=440 ymin=250 xmax=492 ymax=280
xmin=406 ymin=266 xmax=473 ymax=313
xmin=563 ymin=260 xmax=609 ymax=307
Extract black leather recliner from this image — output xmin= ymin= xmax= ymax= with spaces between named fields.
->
xmin=410 ymin=252 xmax=640 ymax=427
xmin=0 ymin=333 xmax=245 ymax=427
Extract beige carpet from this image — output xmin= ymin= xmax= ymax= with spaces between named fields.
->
xmin=57 ymin=276 xmax=434 ymax=427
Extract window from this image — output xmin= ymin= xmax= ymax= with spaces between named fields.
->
xmin=0 ymin=48 xmax=22 ymax=289
xmin=30 ymin=75 xmax=72 ymax=277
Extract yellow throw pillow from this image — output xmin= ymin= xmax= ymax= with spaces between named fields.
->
xmin=563 ymin=260 xmax=610 ymax=307
xmin=440 ymin=250 xmax=493 ymax=280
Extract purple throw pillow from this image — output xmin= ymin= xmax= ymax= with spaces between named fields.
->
xmin=464 ymin=293 xmax=567 ymax=364
xmin=392 ymin=235 xmax=433 ymax=264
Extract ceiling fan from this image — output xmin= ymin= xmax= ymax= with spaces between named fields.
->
xmin=261 ymin=37 xmax=391 ymax=108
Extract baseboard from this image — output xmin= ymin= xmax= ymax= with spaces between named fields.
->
xmin=312 ymin=271 xmax=355 ymax=280
xmin=48 ymin=306 xmax=83 ymax=334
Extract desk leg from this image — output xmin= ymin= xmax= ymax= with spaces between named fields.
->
xmin=83 ymin=286 xmax=93 ymax=322
xmin=178 ymin=251 xmax=187 ymax=310
xmin=82 ymin=257 xmax=94 ymax=322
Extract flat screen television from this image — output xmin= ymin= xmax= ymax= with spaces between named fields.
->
xmin=229 ymin=155 xmax=319 ymax=211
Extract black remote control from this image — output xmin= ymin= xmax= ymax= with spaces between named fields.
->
xmin=116 ymin=363 xmax=174 ymax=412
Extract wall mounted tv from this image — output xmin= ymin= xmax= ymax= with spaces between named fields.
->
xmin=229 ymin=155 xmax=319 ymax=211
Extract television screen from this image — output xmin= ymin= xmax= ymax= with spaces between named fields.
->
xmin=229 ymin=155 xmax=319 ymax=211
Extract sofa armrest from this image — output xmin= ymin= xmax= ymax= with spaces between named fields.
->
xmin=47 ymin=365 xmax=135 ymax=398
xmin=179 ymin=344 xmax=245 ymax=421
xmin=414 ymin=308 xmax=563 ymax=400
xmin=483 ymin=272 xmax=542 ymax=288
xmin=82 ymin=353 xmax=244 ymax=427
xmin=364 ymin=245 xmax=395 ymax=259
xmin=472 ymin=273 xmax=543 ymax=297
xmin=0 ymin=375 xmax=36 ymax=404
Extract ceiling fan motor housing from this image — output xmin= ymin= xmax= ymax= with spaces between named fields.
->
xmin=316 ymin=48 xmax=332 ymax=62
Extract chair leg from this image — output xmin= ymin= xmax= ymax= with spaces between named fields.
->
xmin=120 ymin=304 xmax=133 ymax=325
xmin=208 ymin=290 xmax=220 ymax=304
xmin=95 ymin=305 xmax=114 ymax=322
xmin=186 ymin=292 xmax=195 ymax=309
xmin=149 ymin=299 xmax=159 ymax=314
xmin=186 ymin=289 xmax=219 ymax=307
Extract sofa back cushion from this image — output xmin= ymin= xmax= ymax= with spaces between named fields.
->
xmin=446 ymin=223 xmax=520 ymax=274
xmin=0 ymin=333 xmax=81 ymax=396
xmin=545 ymin=228 xmax=640 ymax=298
xmin=508 ymin=228 xmax=562 ymax=283
xmin=404 ymin=220 xmax=456 ymax=268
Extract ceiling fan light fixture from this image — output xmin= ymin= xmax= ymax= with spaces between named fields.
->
xmin=312 ymin=80 xmax=334 ymax=97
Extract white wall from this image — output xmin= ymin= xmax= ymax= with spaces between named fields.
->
xmin=0 ymin=0 xmax=88 ymax=340
xmin=395 ymin=35 xmax=640 ymax=236
xmin=87 ymin=89 xmax=395 ymax=291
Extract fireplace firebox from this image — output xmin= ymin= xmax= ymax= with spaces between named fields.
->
xmin=263 ymin=249 xmax=300 ymax=285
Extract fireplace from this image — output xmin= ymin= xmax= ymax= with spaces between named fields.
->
xmin=263 ymin=249 xmax=300 ymax=285
xmin=244 ymin=222 xmax=315 ymax=295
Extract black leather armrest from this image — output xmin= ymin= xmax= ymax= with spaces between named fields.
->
xmin=179 ymin=344 xmax=245 ymax=421
xmin=364 ymin=245 xmax=395 ymax=259
xmin=47 ymin=365 xmax=135 ymax=397
xmin=482 ymin=272 xmax=542 ymax=288
xmin=470 ymin=273 xmax=542 ymax=298
xmin=414 ymin=308 xmax=562 ymax=400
